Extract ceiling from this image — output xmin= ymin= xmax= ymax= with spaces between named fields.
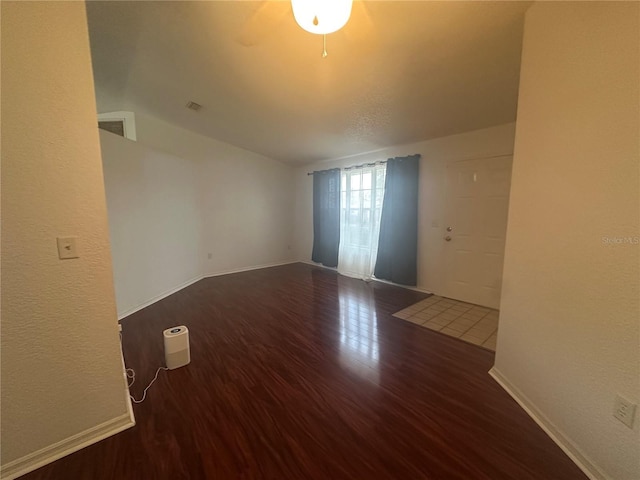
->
xmin=86 ymin=1 xmax=530 ymax=165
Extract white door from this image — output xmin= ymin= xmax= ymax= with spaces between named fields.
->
xmin=443 ymin=156 xmax=512 ymax=309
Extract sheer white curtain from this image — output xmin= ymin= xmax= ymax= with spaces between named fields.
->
xmin=338 ymin=164 xmax=386 ymax=280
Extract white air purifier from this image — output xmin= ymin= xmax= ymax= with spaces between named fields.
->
xmin=163 ymin=325 xmax=190 ymax=370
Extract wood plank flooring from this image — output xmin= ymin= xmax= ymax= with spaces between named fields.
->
xmin=20 ymin=263 xmax=587 ymax=479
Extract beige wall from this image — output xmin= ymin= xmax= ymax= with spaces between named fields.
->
xmin=494 ymin=2 xmax=639 ymax=480
xmin=292 ymin=123 xmax=516 ymax=296
xmin=1 ymin=1 xmax=132 ymax=476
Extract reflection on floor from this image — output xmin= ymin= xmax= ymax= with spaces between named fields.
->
xmin=393 ymin=296 xmax=499 ymax=351
xmin=338 ymin=278 xmax=380 ymax=385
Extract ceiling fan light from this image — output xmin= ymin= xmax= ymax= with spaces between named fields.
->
xmin=291 ymin=0 xmax=353 ymax=35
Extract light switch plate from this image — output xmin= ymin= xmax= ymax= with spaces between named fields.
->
xmin=57 ymin=237 xmax=79 ymax=259
xmin=613 ymin=394 xmax=636 ymax=428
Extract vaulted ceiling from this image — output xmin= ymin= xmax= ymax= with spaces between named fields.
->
xmin=86 ymin=1 xmax=529 ymax=164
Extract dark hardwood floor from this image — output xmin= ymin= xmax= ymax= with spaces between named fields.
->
xmin=21 ymin=263 xmax=587 ymax=479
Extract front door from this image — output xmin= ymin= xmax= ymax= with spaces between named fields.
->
xmin=443 ymin=155 xmax=512 ymax=309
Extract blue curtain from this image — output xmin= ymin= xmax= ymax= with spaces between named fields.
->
xmin=374 ymin=155 xmax=420 ymax=285
xmin=311 ymin=168 xmax=341 ymax=267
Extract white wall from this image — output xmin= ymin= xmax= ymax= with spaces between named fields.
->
xmin=493 ymin=3 xmax=639 ymax=480
xmin=100 ymin=131 xmax=202 ymax=318
xmin=197 ymin=149 xmax=294 ymax=274
xmin=292 ymin=123 xmax=516 ymax=295
xmin=99 ymin=112 xmax=295 ymax=317
xmin=1 ymin=2 xmax=133 ymax=477
xmin=135 ymin=113 xmax=295 ymax=277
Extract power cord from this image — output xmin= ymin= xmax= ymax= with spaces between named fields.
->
xmin=120 ymin=330 xmax=168 ymax=404
xmin=127 ymin=366 xmax=169 ymax=404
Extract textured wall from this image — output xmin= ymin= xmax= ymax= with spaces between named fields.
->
xmin=100 ymin=131 xmax=202 ymax=317
xmin=1 ymin=1 xmax=131 ymax=466
xmin=135 ymin=113 xmax=295 ymax=277
xmin=494 ymin=2 xmax=639 ymax=479
xmin=292 ymin=123 xmax=516 ymax=296
xmin=98 ymin=113 xmax=295 ymax=318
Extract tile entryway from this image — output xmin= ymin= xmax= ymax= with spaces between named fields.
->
xmin=393 ymin=296 xmax=499 ymax=351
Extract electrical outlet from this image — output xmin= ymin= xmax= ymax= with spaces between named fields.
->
xmin=613 ymin=394 xmax=636 ymax=428
xmin=207 ymin=253 xmax=212 ymax=260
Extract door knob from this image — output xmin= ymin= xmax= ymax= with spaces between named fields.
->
xmin=446 ymin=226 xmax=453 ymax=232
xmin=444 ymin=235 xmax=452 ymax=242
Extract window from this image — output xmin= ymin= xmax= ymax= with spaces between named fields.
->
xmin=338 ymin=164 xmax=386 ymax=279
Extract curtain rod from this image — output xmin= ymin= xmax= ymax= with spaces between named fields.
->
xmin=307 ymin=160 xmax=387 ymax=176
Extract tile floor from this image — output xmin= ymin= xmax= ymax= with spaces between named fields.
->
xmin=393 ymin=295 xmax=499 ymax=351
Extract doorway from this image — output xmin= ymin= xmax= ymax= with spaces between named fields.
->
xmin=442 ymin=155 xmax=512 ymax=309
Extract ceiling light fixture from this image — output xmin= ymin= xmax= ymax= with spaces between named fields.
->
xmin=291 ymin=0 xmax=353 ymax=57
xmin=291 ymin=0 xmax=353 ymax=35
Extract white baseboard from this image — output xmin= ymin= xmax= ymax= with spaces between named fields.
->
xmin=117 ymin=274 xmax=204 ymax=320
xmin=489 ymin=367 xmax=609 ymax=480
xmin=372 ymin=277 xmax=434 ymax=295
xmin=118 ymin=332 xmax=136 ymax=426
xmin=298 ymin=259 xmax=337 ymax=272
xmin=203 ymin=260 xmax=297 ymax=279
xmin=0 ymin=413 xmax=135 ymax=480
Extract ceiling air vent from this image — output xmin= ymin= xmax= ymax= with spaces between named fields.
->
xmin=186 ymin=101 xmax=202 ymax=112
